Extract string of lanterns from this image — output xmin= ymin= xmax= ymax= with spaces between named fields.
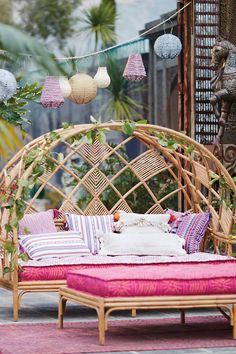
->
xmin=0 ymin=2 xmax=190 ymax=108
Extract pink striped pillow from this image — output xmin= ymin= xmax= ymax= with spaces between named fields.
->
xmin=19 ymin=210 xmax=57 ymax=235
xmin=19 ymin=231 xmax=91 ymax=260
xmin=65 ymin=213 xmax=114 ymax=254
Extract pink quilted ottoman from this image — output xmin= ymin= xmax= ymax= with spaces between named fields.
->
xmin=58 ymin=263 xmax=236 ymax=345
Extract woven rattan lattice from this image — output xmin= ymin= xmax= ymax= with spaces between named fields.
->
xmin=0 ymin=123 xmax=235 ymax=321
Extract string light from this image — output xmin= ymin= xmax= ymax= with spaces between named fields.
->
xmin=0 ymin=2 xmax=191 ymax=62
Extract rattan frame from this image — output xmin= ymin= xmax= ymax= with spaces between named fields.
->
xmin=58 ymin=288 xmax=236 ymax=345
xmin=0 ymin=123 xmax=235 ymax=321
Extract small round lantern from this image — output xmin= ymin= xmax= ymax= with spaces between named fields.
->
xmin=0 ymin=69 xmax=17 ymax=102
xmin=68 ymin=73 xmax=97 ymax=104
xmin=154 ymin=34 xmax=182 ymax=59
xmin=123 ymin=54 xmax=146 ymax=81
xmin=94 ymin=67 xmax=111 ymax=88
xmin=58 ymin=76 xmax=72 ymax=98
xmin=40 ymin=76 xmax=64 ymax=109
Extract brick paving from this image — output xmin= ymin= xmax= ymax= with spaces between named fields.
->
xmin=1 ymin=288 xmax=236 ymax=354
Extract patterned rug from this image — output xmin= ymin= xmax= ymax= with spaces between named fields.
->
xmin=0 ymin=316 xmax=235 ymax=354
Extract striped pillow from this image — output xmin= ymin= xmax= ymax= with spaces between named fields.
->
xmin=65 ymin=214 xmax=114 ymax=254
xmin=175 ymin=212 xmax=212 ymax=254
xmin=19 ymin=231 xmax=91 ymax=260
xmin=165 ymin=209 xmax=189 ymax=233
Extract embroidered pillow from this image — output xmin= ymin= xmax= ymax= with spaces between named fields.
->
xmin=164 ymin=209 xmax=189 ymax=233
xmin=18 ymin=210 xmax=57 ymax=235
xmin=65 ymin=213 xmax=114 ymax=254
xmin=175 ymin=212 xmax=212 ymax=254
xmin=114 ymin=211 xmax=170 ymax=233
xmin=19 ymin=231 xmax=91 ymax=260
xmin=97 ymin=231 xmax=186 ymax=256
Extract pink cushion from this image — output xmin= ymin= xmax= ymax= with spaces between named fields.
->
xmin=20 ymin=264 xmax=114 ymax=281
xmin=67 ymin=261 xmax=236 ymax=297
xmin=19 ymin=210 xmax=57 ymax=235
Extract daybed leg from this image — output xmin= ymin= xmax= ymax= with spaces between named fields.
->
xmin=180 ymin=309 xmax=185 ymax=324
xmin=131 ymin=309 xmax=137 ymax=317
xmin=232 ymin=304 xmax=236 ymax=339
xmin=98 ymin=307 xmax=105 ymax=345
xmin=58 ymin=294 xmax=66 ymax=329
xmin=13 ymin=290 xmax=19 ymax=322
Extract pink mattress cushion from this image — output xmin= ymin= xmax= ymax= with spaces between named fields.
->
xmin=66 ymin=261 xmax=236 ymax=297
xmin=19 ymin=264 xmax=112 ymax=281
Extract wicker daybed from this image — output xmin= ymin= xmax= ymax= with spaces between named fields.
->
xmin=0 ymin=123 xmax=236 ymax=327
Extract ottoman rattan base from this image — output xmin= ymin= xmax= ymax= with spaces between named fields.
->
xmin=58 ymin=287 xmax=236 ymax=345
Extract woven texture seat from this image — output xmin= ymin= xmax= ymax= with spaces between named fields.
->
xmin=67 ymin=262 xmax=236 ymax=297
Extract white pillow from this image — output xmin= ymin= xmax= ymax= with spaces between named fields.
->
xmin=114 ymin=211 xmax=170 ymax=233
xmin=19 ymin=231 xmax=91 ymax=260
xmin=97 ymin=231 xmax=186 ymax=256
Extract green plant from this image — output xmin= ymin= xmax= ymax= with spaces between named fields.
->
xmin=16 ymin=0 xmax=81 ymax=48
xmin=79 ymin=0 xmax=117 ymax=49
xmin=0 ymin=23 xmax=64 ymax=75
xmin=102 ymin=58 xmax=145 ymax=121
xmin=0 ymin=81 xmax=42 ymax=129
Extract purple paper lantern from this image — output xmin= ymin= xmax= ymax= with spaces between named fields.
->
xmin=123 ymin=54 xmax=146 ymax=81
xmin=40 ymin=76 xmax=64 ymax=108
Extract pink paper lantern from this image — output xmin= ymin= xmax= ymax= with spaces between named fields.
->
xmin=40 ymin=76 xmax=64 ymax=108
xmin=123 ymin=54 xmax=146 ymax=81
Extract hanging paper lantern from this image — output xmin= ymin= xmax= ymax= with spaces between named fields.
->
xmin=58 ymin=76 xmax=72 ymax=98
xmin=0 ymin=69 xmax=17 ymax=102
xmin=68 ymin=73 xmax=97 ymax=104
xmin=94 ymin=67 xmax=111 ymax=88
xmin=40 ymin=76 xmax=64 ymax=108
xmin=123 ymin=54 xmax=146 ymax=81
xmin=154 ymin=34 xmax=182 ymax=59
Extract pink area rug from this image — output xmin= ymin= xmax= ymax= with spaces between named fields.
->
xmin=0 ymin=316 xmax=236 ymax=354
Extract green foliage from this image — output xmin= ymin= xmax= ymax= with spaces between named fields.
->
xmin=103 ymin=58 xmax=145 ymax=121
xmin=79 ymin=0 xmax=117 ymax=48
xmin=122 ymin=121 xmax=136 ymax=135
xmin=0 ymin=82 xmax=42 ymax=130
xmin=0 ymin=0 xmax=12 ymax=24
xmin=0 ymin=119 xmax=23 ymax=160
xmin=0 ymin=23 xmax=64 ymax=75
xmin=17 ymin=0 xmax=81 ymax=47
xmin=63 ymin=142 xmax=178 ymax=213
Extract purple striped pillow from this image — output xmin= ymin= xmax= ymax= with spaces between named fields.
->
xmin=19 ymin=210 xmax=57 ymax=235
xmin=165 ymin=209 xmax=189 ymax=233
xmin=19 ymin=231 xmax=91 ymax=260
xmin=65 ymin=214 xmax=114 ymax=254
xmin=175 ymin=212 xmax=212 ymax=254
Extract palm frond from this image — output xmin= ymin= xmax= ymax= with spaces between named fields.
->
xmin=79 ymin=2 xmax=117 ymax=48
xmin=102 ymin=58 xmax=145 ymax=121
xmin=0 ymin=23 xmax=64 ymax=75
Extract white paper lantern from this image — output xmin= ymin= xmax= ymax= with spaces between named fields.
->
xmin=154 ymin=34 xmax=182 ymax=59
xmin=0 ymin=69 xmax=17 ymax=102
xmin=94 ymin=67 xmax=111 ymax=88
xmin=58 ymin=76 xmax=72 ymax=98
xmin=68 ymin=73 xmax=97 ymax=104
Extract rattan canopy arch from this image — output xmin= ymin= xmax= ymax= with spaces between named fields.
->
xmin=0 ymin=123 xmax=235 ymax=321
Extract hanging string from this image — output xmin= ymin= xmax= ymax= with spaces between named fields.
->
xmin=56 ymin=1 xmax=191 ymax=61
xmin=0 ymin=1 xmax=190 ymax=63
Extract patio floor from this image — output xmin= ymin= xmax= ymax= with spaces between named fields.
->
xmin=1 ymin=288 xmax=236 ymax=354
